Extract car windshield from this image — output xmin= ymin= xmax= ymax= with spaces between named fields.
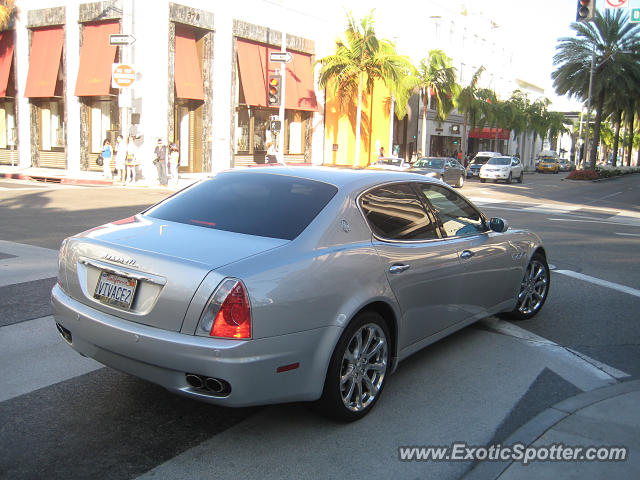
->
xmin=471 ymin=156 xmax=491 ymax=165
xmin=414 ymin=158 xmax=444 ymax=169
xmin=377 ymin=157 xmax=403 ymax=166
xmin=539 ymin=157 xmax=557 ymax=162
xmin=487 ymin=157 xmax=511 ymax=166
xmin=145 ymin=172 xmax=338 ymax=240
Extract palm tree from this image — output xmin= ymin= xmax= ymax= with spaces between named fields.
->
xmin=317 ymin=11 xmax=410 ymax=165
xmin=552 ymin=9 xmax=640 ymax=168
xmin=402 ymin=50 xmax=458 ymax=155
xmin=457 ymin=66 xmax=485 ymax=158
xmin=0 ymin=1 xmax=15 ymax=29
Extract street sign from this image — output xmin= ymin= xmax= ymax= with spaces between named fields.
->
xmin=604 ymin=0 xmax=628 ymax=8
xmin=112 ymin=64 xmax=136 ymax=88
xmin=110 ymin=34 xmax=136 ymax=46
xmin=631 ymin=8 xmax=640 ymax=22
xmin=269 ymin=51 xmax=293 ymax=63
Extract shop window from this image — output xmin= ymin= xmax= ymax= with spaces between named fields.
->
xmin=40 ymin=100 xmax=64 ymax=151
xmin=0 ymin=100 xmax=16 ymax=149
xmin=234 ymin=106 xmax=274 ymax=154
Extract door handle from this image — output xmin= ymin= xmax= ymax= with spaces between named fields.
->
xmin=460 ymin=250 xmax=475 ymax=260
xmin=389 ymin=264 xmax=410 ymax=274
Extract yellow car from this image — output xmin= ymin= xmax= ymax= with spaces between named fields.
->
xmin=537 ymin=158 xmax=560 ymax=173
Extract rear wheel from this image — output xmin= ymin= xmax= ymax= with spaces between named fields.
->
xmin=480 ymin=178 xmax=486 ymax=183
xmin=317 ymin=311 xmax=390 ymax=421
xmin=501 ymin=253 xmax=550 ymax=321
xmin=518 ymin=171 xmax=524 ymax=183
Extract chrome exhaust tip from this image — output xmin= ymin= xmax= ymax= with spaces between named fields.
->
xmin=185 ymin=373 xmax=204 ymax=389
xmin=205 ymin=377 xmax=225 ymax=393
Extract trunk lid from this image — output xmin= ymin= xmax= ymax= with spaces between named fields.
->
xmin=63 ymin=215 xmax=287 ymax=331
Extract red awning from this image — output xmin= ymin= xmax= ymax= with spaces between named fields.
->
xmin=0 ymin=31 xmax=15 ymax=97
xmin=24 ymin=26 xmax=64 ymax=98
xmin=175 ymin=25 xmax=204 ymax=100
xmin=237 ymin=39 xmax=317 ymax=111
xmin=74 ymin=21 xmax=119 ymax=96
xmin=468 ymin=127 xmax=510 ymax=140
xmin=237 ymin=39 xmax=268 ymax=107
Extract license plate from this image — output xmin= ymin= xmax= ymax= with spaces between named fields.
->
xmin=94 ymin=271 xmax=138 ymax=309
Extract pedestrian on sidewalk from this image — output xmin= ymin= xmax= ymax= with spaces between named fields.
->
xmin=114 ymin=134 xmax=126 ymax=183
xmin=101 ymin=139 xmax=113 ymax=180
xmin=125 ymin=135 xmax=138 ymax=184
xmin=168 ymin=142 xmax=179 ymax=187
xmin=154 ymin=138 xmax=168 ymax=187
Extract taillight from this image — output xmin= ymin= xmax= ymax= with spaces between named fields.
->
xmin=197 ymin=279 xmax=252 ymax=339
xmin=57 ymin=238 xmax=69 ymax=289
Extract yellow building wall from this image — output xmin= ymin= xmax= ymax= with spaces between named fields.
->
xmin=323 ymin=79 xmax=391 ymax=167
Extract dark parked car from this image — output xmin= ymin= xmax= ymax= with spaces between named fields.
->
xmin=408 ymin=157 xmax=466 ymax=188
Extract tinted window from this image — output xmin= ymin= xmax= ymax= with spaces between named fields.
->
xmin=360 ymin=183 xmax=437 ymax=241
xmin=487 ymin=157 xmax=511 ymax=165
xmin=414 ymin=158 xmax=444 ymax=169
xmin=419 ymin=185 xmax=486 ymax=238
xmin=471 ymin=156 xmax=491 ymax=165
xmin=145 ymin=172 xmax=338 ymax=240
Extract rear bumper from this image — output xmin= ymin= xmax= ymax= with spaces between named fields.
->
xmin=51 ymin=284 xmax=342 ymax=407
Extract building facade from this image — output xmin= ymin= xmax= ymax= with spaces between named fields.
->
xmin=1 ymin=0 xmax=327 ymax=176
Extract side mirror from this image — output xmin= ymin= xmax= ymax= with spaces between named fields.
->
xmin=489 ymin=217 xmax=509 ymax=233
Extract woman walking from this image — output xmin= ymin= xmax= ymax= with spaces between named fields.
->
xmin=101 ymin=139 xmax=112 ymax=179
xmin=125 ymin=135 xmax=138 ymax=184
xmin=114 ymin=134 xmax=126 ymax=183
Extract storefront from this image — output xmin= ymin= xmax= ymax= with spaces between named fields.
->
xmin=468 ymin=127 xmax=510 ymax=155
xmin=0 ymin=29 xmax=17 ymax=165
xmin=75 ymin=20 xmax=120 ymax=172
xmin=232 ymin=23 xmax=317 ymax=167
xmin=171 ymin=20 xmax=210 ymax=174
xmin=429 ymin=124 xmax=462 ymax=158
xmin=24 ymin=24 xmax=66 ymax=169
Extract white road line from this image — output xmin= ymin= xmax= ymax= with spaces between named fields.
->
xmin=548 ymin=217 xmax=640 ymax=227
xmin=615 ymin=232 xmax=640 ymax=237
xmin=483 ymin=318 xmax=626 ymax=390
xmin=554 ymin=270 xmax=640 ymax=298
xmin=0 ymin=240 xmax=59 ymax=287
xmin=585 ymin=191 xmax=622 ymax=205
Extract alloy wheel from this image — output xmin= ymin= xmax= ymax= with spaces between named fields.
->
xmin=517 ymin=258 xmax=549 ymax=316
xmin=340 ymin=323 xmax=388 ymax=412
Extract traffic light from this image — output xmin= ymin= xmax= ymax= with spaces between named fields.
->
xmin=267 ymin=75 xmax=281 ymax=106
xmin=576 ymin=0 xmax=595 ymax=23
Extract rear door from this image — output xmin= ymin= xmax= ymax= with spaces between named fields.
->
xmin=359 ymin=183 xmax=466 ymax=350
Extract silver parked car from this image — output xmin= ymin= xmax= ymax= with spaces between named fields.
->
xmin=480 ymin=156 xmax=524 ymax=184
xmin=408 ymin=157 xmax=466 ymax=188
xmin=52 ymin=167 xmax=550 ymax=421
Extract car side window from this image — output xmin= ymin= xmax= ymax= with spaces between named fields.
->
xmin=360 ymin=183 xmax=438 ymax=241
xmin=419 ymin=184 xmax=486 ymax=238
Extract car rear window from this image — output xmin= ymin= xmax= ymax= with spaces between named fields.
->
xmin=471 ymin=156 xmax=491 ymax=165
xmin=144 ymin=172 xmax=338 ymax=240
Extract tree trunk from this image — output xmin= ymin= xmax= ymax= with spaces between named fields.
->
xmin=626 ymin=110 xmax=634 ymax=167
xmin=355 ymin=74 xmax=363 ymax=167
xmin=590 ymin=89 xmax=606 ymax=169
xmin=462 ymin=114 xmax=469 ymax=160
xmin=421 ymin=91 xmax=428 ymax=156
xmin=612 ymin=110 xmax=621 ymax=167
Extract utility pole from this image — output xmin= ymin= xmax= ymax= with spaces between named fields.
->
xmin=278 ymin=30 xmax=286 ymax=164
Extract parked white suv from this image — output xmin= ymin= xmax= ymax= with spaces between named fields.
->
xmin=479 ymin=156 xmax=523 ymax=184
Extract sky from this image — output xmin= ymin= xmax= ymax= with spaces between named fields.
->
xmin=307 ymin=0 xmax=635 ymax=112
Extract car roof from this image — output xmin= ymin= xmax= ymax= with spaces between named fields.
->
xmin=223 ymin=166 xmax=440 ymax=191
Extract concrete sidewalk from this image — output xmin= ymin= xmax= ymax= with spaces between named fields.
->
xmin=0 ymin=165 xmax=203 ymax=190
xmin=464 ymin=379 xmax=640 ymax=480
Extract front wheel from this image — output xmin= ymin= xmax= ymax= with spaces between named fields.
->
xmin=480 ymin=178 xmax=486 ymax=183
xmin=506 ymin=173 xmax=512 ymax=184
xmin=501 ymin=253 xmax=550 ymax=321
xmin=518 ymin=171 xmax=524 ymax=183
xmin=456 ymin=174 xmax=464 ymax=188
xmin=317 ymin=311 xmax=390 ymax=421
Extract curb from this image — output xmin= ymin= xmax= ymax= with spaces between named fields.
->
xmin=461 ymin=379 xmax=640 ymax=480
xmin=1 ymin=172 xmax=114 ymax=185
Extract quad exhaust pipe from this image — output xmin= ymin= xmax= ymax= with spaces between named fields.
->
xmin=185 ymin=373 xmax=231 ymax=396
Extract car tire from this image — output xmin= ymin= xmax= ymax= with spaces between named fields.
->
xmin=500 ymin=253 xmax=550 ymax=321
xmin=518 ymin=172 xmax=524 ymax=183
xmin=456 ymin=174 xmax=464 ymax=188
xmin=480 ymin=178 xmax=486 ymax=183
xmin=506 ymin=173 xmax=512 ymax=184
xmin=317 ymin=310 xmax=390 ymax=422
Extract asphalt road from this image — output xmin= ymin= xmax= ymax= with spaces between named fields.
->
xmin=0 ymin=173 xmax=638 ymax=480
